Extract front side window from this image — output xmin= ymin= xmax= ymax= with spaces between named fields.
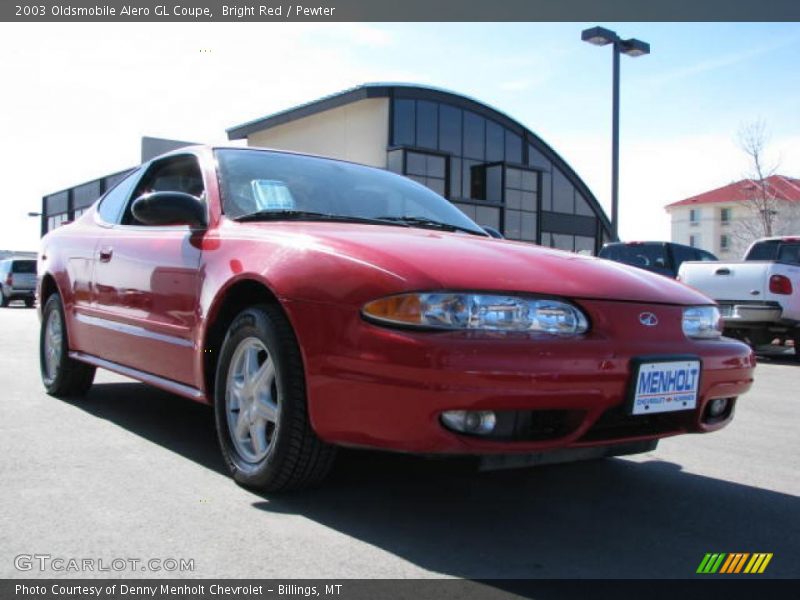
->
xmin=98 ymin=169 xmax=140 ymax=224
xmin=122 ymin=156 xmax=205 ymax=225
xmin=215 ymin=149 xmax=484 ymax=235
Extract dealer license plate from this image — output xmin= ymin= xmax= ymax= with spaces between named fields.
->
xmin=631 ymin=359 xmax=701 ymax=415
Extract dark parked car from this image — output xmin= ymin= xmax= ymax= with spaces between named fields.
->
xmin=37 ymin=146 xmax=754 ymax=491
xmin=0 ymin=258 xmax=36 ymax=307
xmin=599 ymin=241 xmax=717 ymax=278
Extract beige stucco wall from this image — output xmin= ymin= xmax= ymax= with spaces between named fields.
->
xmin=668 ymin=204 xmax=730 ymax=256
xmin=246 ymin=98 xmax=390 ymax=168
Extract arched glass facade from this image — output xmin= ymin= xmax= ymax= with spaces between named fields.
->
xmin=384 ymin=87 xmax=612 ymax=254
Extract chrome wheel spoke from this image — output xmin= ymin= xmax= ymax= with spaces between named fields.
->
xmin=234 ymin=406 xmax=250 ymax=439
xmin=251 ymin=360 xmax=275 ymax=394
xmin=250 ymin=421 xmax=268 ymax=455
xmin=253 ymin=393 xmax=278 ymax=423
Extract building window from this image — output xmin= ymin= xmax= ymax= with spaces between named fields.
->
xmin=689 ymin=208 xmax=700 ymax=225
xmin=720 ymin=234 xmax=730 ymax=251
xmin=47 ymin=213 xmax=69 ymax=232
xmin=393 ymin=99 xmax=415 ymax=146
xmin=689 ymin=234 xmax=699 ymax=248
xmin=388 ymin=96 xmax=610 ymax=252
xmin=407 ymin=152 xmax=446 ymax=196
xmin=720 ymin=207 xmax=731 ymax=225
xmin=504 ymin=167 xmax=537 ymax=242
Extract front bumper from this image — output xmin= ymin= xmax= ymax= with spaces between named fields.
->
xmin=285 ymin=298 xmax=756 ymax=454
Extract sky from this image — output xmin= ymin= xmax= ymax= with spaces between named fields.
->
xmin=0 ymin=21 xmax=798 ymax=250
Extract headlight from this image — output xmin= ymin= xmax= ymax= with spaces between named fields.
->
xmin=683 ymin=306 xmax=722 ymax=339
xmin=362 ymin=292 xmax=589 ymax=335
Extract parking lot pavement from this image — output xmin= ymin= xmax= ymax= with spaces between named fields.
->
xmin=0 ymin=306 xmax=798 ymax=580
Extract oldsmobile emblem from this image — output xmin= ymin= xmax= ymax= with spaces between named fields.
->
xmin=639 ymin=312 xmax=659 ymax=327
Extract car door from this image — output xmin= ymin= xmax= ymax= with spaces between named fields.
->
xmin=87 ymin=154 xmax=205 ymax=386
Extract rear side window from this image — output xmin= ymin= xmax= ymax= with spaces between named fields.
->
xmin=777 ymin=244 xmax=800 ymax=265
xmin=98 ymin=170 xmax=140 ymax=224
xmin=11 ymin=261 xmax=36 ymax=274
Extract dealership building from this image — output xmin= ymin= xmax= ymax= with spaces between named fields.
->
xmin=42 ymin=84 xmax=613 ymax=253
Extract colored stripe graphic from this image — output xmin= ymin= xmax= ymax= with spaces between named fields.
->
xmin=720 ymin=553 xmax=749 ymax=573
xmin=697 ymin=553 xmax=726 ymax=573
xmin=744 ymin=553 xmax=773 ymax=574
xmin=698 ymin=552 xmax=773 ymax=574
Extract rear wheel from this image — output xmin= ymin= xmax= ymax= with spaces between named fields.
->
xmin=214 ymin=304 xmax=336 ymax=492
xmin=25 ymin=298 xmax=34 ymax=308
xmin=40 ymin=294 xmax=95 ymax=397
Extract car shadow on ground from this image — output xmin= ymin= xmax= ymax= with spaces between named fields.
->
xmin=754 ymin=342 xmax=798 ymax=366
xmin=76 ymin=381 xmax=799 ymax=579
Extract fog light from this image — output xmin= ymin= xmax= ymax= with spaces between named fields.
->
xmin=441 ymin=410 xmax=497 ymax=435
xmin=708 ymin=398 xmax=729 ymax=418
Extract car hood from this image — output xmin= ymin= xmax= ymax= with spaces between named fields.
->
xmin=235 ymin=222 xmax=712 ymax=305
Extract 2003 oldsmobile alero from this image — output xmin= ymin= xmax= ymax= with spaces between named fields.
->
xmin=37 ymin=146 xmax=755 ymax=491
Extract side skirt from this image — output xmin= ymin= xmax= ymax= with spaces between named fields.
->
xmin=69 ymin=351 xmax=208 ymax=403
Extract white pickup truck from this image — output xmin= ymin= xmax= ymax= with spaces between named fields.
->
xmin=678 ymin=236 xmax=800 ymax=354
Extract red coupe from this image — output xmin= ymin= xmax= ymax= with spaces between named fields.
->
xmin=38 ymin=146 xmax=755 ymax=490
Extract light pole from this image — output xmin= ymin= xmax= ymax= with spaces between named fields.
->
xmin=581 ymin=26 xmax=650 ymax=240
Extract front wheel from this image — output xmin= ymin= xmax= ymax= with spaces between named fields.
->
xmin=0 ymin=289 xmax=7 ymax=307
xmin=40 ymin=294 xmax=95 ymax=396
xmin=214 ymin=304 xmax=336 ymax=492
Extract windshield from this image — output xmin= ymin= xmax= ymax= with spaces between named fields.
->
xmin=215 ymin=149 xmax=485 ymax=235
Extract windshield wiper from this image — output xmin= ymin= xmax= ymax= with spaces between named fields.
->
xmin=233 ymin=210 xmax=409 ymax=227
xmin=374 ymin=216 xmax=487 ymax=236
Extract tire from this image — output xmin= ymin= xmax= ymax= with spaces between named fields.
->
xmin=40 ymin=293 xmax=96 ymax=397
xmin=0 ymin=289 xmax=8 ymax=307
xmin=214 ymin=304 xmax=336 ymax=492
xmin=25 ymin=298 xmax=35 ymax=308
xmin=793 ymin=332 xmax=800 ymax=361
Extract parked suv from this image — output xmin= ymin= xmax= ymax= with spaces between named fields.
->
xmin=599 ymin=241 xmax=717 ymax=278
xmin=0 ymin=259 xmax=36 ymax=307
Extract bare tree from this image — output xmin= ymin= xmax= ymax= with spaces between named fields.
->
xmin=731 ymin=121 xmax=784 ymax=253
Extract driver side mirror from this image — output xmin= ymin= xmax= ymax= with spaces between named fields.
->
xmin=131 ymin=192 xmax=207 ymax=228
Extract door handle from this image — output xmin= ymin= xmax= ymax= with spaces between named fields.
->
xmin=98 ymin=247 xmax=113 ymax=262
